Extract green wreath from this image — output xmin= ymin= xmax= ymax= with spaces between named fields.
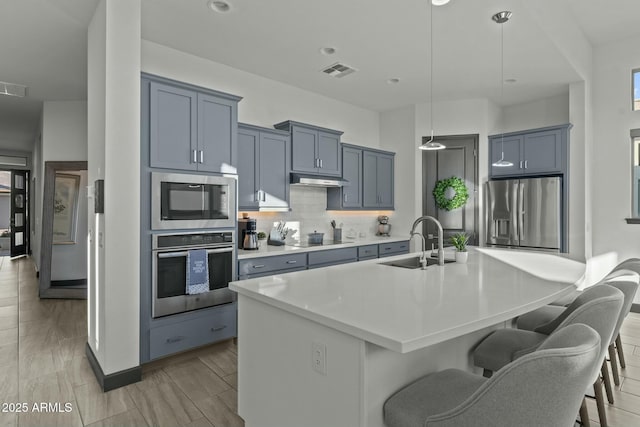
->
xmin=433 ymin=176 xmax=469 ymax=211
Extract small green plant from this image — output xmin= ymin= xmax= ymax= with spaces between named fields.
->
xmin=450 ymin=232 xmax=469 ymax=252
xmin=257 ymin=231 xmax=267 ymax=240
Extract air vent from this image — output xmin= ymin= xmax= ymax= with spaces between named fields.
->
xmin=0 ymin=81 xmax=27 ymax=98
xmin=321 ymin=62 xmax=358 ymax=78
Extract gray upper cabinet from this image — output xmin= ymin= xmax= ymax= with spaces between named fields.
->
xmin=238 ymin=123 xmax=290 ymax=211
xmin=149 ymin=81 xmax=198 ymax=171
xmin=327 ymin=144 xmax=362 ymax=209
xmin=145 ymin=74 xmax=241 ymax=174
xmin=274 ymin=120 xmax=343 ymax=177
xmin=363 ymin=150 xmax=395 ymax=209
xmin=328 ymin=144 xmax=394 ymax=210
xmin=489 ymin=124 xmax=570 ymax=178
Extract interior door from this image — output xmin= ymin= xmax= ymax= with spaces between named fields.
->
xmin=422 ymin=135 xmax=478 ymax=247
xmin=10 ymin=170 xmax=28 ymax=258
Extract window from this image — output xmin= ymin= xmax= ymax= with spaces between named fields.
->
xmin=630 ymin=129 xmax=640 ymax=223
xmin=634 ymin=69 xmax=640 ymax=111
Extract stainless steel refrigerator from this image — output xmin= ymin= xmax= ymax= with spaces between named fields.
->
xmin=485 ymin=177 xmax=561 ymax=251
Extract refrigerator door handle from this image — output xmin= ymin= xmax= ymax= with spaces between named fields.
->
xmin=517 ymin=182 xmax=525 ymax=243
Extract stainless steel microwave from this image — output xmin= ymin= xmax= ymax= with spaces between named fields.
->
xmin=151 ymin=172 xmax=237 ymax=230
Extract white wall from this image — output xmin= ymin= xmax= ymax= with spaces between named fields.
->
xmin=88 ymin=0 xmax=141 ymax=376
xmin=592 ymin=35 xmax=640 ymax=266
xmin=501 ymin=93 xmax=570 ymax=134
xmin=32 ymin=101 xmax=88 ymax=273
xmin=141 ymin=41 xmax=380 ymax=149
xmin=51 ymin=170 xmax=88 ymax=281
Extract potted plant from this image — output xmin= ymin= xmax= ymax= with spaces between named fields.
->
xmin=450 ymin=232 xmax=469 ymax=263
xmin=257 ymin=231 xmax=267 ymax=241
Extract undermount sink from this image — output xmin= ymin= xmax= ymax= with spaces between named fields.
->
xmin=379 ymin=255 xmax=455 ymax=269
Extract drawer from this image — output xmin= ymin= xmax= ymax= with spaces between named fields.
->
xmin=358 ymin=244 xmax=378 ymax=260
xmin=378 ymin=241 xmax=410 ymax=257
xmin=307 ymin=247 xmax=358 ymax=267
xmin=239 ymin=266 xmax=307 ymax=280
xmin=238 ymin=253 xmax=307 ymax=277
xmin=149 ymin=303 xmax=236 ymax=360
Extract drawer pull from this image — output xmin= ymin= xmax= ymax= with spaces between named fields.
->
xmin=166 ymin=336 xmax=186 ymax=344
xmin=384 ymin=247 xmax=391 ymax=251
xmin=286 ymin=260 xmax=297 ymax=264
xmin=211 ymin=325 xmax=227 ymax=332
xmin=252 ymin=265 xmax=265 ymax=269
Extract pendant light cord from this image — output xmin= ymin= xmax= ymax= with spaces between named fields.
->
xmin=500 ymin=18 xmax=505 ymax=156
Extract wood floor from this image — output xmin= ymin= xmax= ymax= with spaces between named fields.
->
xmin=1 ymin=256 xmax=640 ymax=426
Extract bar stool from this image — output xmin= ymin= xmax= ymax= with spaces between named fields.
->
xmin=472 ymin=285 xmax=623 ymax=427
xmin=383 ymin=324 xmax=601 ymax=427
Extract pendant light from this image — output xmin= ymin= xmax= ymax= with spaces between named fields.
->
xmin=419 ymin=0 xmax=446 ymax=151
xmin=491 ymin=11 xmax=514 ymax=167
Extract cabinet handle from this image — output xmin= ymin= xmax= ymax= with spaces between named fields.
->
xmin=199 ymin=150 xmax=204 ymax=163
xmin=255 ymin=191 xmax=260 ymax=202
xmin=320 ymin=159 xmax=323 ymax=168
xmin=262 ymin=191 xmax=266 ymax=202
xmin=211 ymin=325 xmax=227 ymax=332
xmin=192 ymin=150 xmax=197 ymax=163
xmin=166 ymin=336 xmax=186 ymax=344
xmin=344 ymin=194 xmax=348 ymax=203
xmin=252 ymin=265 xmax=265 ymax=269
xmin=524 ymin=160 xmax=528 ymax=169
xmin=286 ymin=260 xmax=297 ymax=264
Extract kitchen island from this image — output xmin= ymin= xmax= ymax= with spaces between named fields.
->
xmin=229 ymin=248 xmax=585 ymax=427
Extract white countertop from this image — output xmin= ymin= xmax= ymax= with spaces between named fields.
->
xmin=237 ymin=235 xmax=409 ymax=260
xmin=230 ymin=247 xmax=585 ymax=353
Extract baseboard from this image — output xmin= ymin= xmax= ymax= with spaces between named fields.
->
xmin=632 ymin=303 xmax=640 ymax=314
xmin=85 ymin=343 xmax=141 ymax=392
xmin=51 ymin=278 xmax=87 ymax=287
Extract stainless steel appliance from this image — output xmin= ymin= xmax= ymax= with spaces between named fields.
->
xmin=152 ymin=172 xmax=236 ymax=230
xmin=152 ymin=231 xmax=236 ymax=318
xmin=485 ymin=177 xmax=561 ymax=251
xmin=238 ymin=218 xmax=258 ymax=250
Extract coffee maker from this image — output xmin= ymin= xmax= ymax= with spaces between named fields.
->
xmin=238 ymin=217 xmax=259 ymax=250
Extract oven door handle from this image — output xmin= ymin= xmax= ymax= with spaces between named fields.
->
xmin=156 ymin=247 xmax=234 ymax=259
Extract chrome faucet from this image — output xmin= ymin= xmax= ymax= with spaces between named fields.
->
xmin=410 ymin=216 xmax=444 ymax=266
xmin=410 ymin=231 xmax=428 ymax=269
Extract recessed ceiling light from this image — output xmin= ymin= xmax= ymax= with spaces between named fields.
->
xmin=505 ymin=78 xmax=517 ymax=84
xmin=319 ymin=47 xmax=336 ymax=55
xmin=387 ymin=78 xmax=400 ymax=84
xmin=431 ymin=0 xmax=450 ymax=5
xmin=207 ymin=0 xmax=231 ymax=13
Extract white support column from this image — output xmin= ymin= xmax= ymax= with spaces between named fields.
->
xmin=87 ymin=0 xmax=141 ymax=378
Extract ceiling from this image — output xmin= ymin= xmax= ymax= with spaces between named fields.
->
xmin=1 ymin=0 xmax=640 ymax=151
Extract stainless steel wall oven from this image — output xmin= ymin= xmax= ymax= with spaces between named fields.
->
xmin=152 ymin=231 xmax=236 ymax=318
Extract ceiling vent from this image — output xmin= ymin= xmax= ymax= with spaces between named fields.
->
xmin=321 ymin=62 xmax=358 ymax=78
xmin=0 ymin=81 xmax=27 ymax=98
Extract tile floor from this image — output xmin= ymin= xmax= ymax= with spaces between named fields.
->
xmin=1 ymin=256 xmax=640 ymax=426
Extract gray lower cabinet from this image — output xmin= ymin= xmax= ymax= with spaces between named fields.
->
xmin=144 ymin=73 xmax=241 ymax=174
xmin=357 ymin=244 xmax=378 ymax=260
xmin=274 ymin=120 xmax=343 ymax=177
xmin=238 ymin=253 xmax=307 ymax=279
xmin=307 ymin=247 xmax=358 ymax=269
xmin=149 ymin=302 xmax=237 ymax=360
xmin=363 ymin=150 xmax=395 ymax=209
xmin=238 ymin=123 xmax=290 ymax=210
xmin=489 ymin=124 xmax=570 ymax=178
xmin=378 ymin=241 xmax=410 ymax=257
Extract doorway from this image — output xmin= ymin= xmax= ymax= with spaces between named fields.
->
xmin=422 ymin=134 xmax=479 ymax=248
xmin=0 ymin=170 xmax=30 ymax=258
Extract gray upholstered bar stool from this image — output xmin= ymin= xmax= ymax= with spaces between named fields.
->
xmin=383 ymin=324 xmax=601 ymax=427
xmin=472 ymin=285 xmax=623 ymax=427
xmin=547 ymin=258 xmax=640 ymax=377
xmin=518 ymin=279 xmax=638 ymax=394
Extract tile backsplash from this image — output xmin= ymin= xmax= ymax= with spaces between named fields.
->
xmin=240 ymin=186 xmax=396 ymax=243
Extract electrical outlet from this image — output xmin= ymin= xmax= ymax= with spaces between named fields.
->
xmin=312 ymin=342 xmax=327 ymax=375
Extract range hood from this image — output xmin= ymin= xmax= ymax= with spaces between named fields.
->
xmin=290 ymin=173 xmax=348 ymax=187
